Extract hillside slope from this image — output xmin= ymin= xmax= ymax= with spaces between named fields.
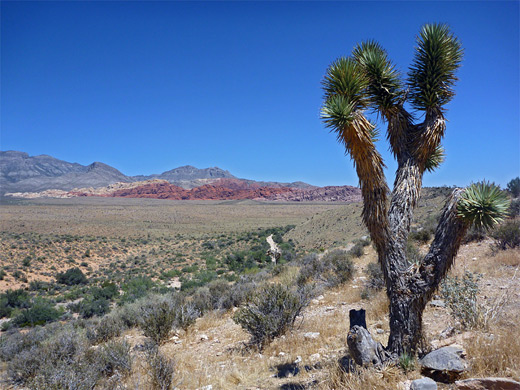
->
xmin=285 ymin=187 xmax=452 ymax=249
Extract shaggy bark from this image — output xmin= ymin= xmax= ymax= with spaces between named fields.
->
xmin=385 ymin=189 xmax=469 ymax=355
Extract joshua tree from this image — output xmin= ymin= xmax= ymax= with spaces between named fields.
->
xmin=321 ymin=24 xmax=509 ymax=356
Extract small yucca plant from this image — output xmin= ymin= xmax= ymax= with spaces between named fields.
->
xmin=457 ymin=182 xmax=510 ymax=230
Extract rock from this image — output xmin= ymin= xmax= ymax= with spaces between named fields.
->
xmin=439 ymin=326 xmax=456 ymax=339
xmin=303 ymin=332 xmax=320 ymax=340
xmin=430 ymin=300 xmax=446 ymax=308
xmin=455 ymin=377 xmax=520 ymax=390
xmin=399 ymin=380 xmax=412 ymax=390
xmin=411 ymin=377 xmax=438 ymax=390
xmin=275 ymin=363 xmax=300 ymax=378
xmin=420 ymin=346 xmax=466 ymax=383
xmin=199 ymin=334 xmax=209 ymax=341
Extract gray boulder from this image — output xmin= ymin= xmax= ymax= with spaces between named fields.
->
xmin=455 ymin=377 xmax=520 ymax=390
xmin=411 ymin=377 xmax=438 ymax=390
xmin=419 ymin=346 xmax=466 ymax=383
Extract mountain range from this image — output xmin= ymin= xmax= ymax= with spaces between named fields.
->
xmin=0 ymin=151 xmax=360 ymax=202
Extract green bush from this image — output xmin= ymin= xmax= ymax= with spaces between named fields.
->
xmin=491 ymin=220 xmax=520 ymax=250
xmin=56 ymin=267 xmax=88 ymax=285
xmin=0 ymin=289 xmax=31 ymax=318
xmin=508 ymin=199 xmax=520 ymax=217
xmin=11 ymin=300 xmax=62 ymax=328
xmin=233 ymin=283 xmax=309 ymax=350
xmin=120 ymin=276 xmax=155 ymax=303
xmin=507 ymin=177 xmax=520 ymax=198
xmin=79 ymin=297 xmax=110 ymax=319
xmin=92 ymin=282 xmax=120 ymax=300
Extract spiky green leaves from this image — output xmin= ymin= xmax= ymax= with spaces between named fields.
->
xmin=321 ymin=58 xmax=371 ymax=141
xmin=457 ymin=182 xmax=510 ymax=230
xmin=322 ymin=57 xmax=368 ymax=115
xmin=352 ymin=40 xmax=403 ymax=116
xmin=424 ymin=145 xmax=445 ymax=172
xmin=408 ymin=24 xmax=463 ymax=111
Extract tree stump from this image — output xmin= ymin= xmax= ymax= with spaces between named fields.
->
xmin=347 ymin=309 xmax=389 ymax=366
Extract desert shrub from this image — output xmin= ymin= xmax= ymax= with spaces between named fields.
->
xmin=297 ymin=250 xmax=354 ymax=288
xmin=0 ymin=297 xmax=12 ymax=318
xmin=508 ymin=199 xmax=520 ymax=217
xmin=4 ymin=325 xmax=100 ymax=388
xmin=87 ymin=314 xmax=124 ymax=344
xmin=11 ymin=299 xmax=62 ymax=328
xmin=399 ymin=352 xmax=416 ymax=373
xmin=491 ymin=220 xmax=520 ymax=250
xmin=92 ymin=281 xmax=120 ymax=300
xmin=361 ymin=262 xmax=385 ymax=300
xmin=140 ymin=297 xmax=178 ymax=345
xmin=225 ymin=251 xmax=256 ymax=273
xmin=147 ymin=349 xmax=175 ymax=390
xmin=406 ymin=240 xmax=422 ymax=265
xmin=410 ymin=228 xmax=432 ymax=244
xmin=507 ymin=176 xmax=520 ymax=197
xmin=97 ymin=339 xmax=132 ymax=376
xmin=217 ymin=277 xmax=257 ymax=310
xmin=191 ymin=286 xmax=212 ymax=313
xmin=175 ymin=301 xmax=200 ymax=331
xmin=441 ymin=271 xmax=482 ymax=329
xmin=79 ymin=297 xmax=110 ymax=319
xmin=233 ymin=283 xmax=309 ymax=350
xmin=114 ymin=300 xmax=142 ymax=328
xmin=56 ymin=267 xmax=88 ymax=285
xmin=463 ymin=225 xmax=487 ymax=243
xmin=4 ymin=288 xmax=31 ymax=309
xmin=139 ymin=294 xmax=199 ymax=345
xmin=348 ymin=242 xmax=365 ymax=258
xmin=120 ymin=276 xmax=156 ymax=303
xmin=29 ymin=280 xmax=52 ymax=291
xmin=0 ymin=289 xmax=32 ymax=319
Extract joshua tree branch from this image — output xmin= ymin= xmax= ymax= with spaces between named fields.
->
xmin=409 ymin=188 xmax=469 ymax=300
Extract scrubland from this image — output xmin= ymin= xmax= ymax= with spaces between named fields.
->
xmin=0 ymin=190 xmax=518 ymax=389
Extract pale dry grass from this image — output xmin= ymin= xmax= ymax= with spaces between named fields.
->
xmin=493 ymin=248 xmax=520 ymax=267
xmin=318 ymin=361 xmax=414 ymax=390
xmin=465 ymin=327 xmax=520 ymax=381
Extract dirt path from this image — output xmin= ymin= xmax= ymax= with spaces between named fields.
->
xmin=266 ymin=234 xmax=281 ymax=263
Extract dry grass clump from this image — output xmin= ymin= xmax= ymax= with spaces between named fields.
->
xmin=465 ymin=327 xmax=520 ymax=381
xmin=493 ymin=249 xmax=520 ymax=267
xmin=318 ymin=362 xmax=411 ymax=390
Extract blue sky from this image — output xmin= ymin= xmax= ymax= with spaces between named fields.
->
xmin=1 ymin=1 xmax=519 ymax=187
